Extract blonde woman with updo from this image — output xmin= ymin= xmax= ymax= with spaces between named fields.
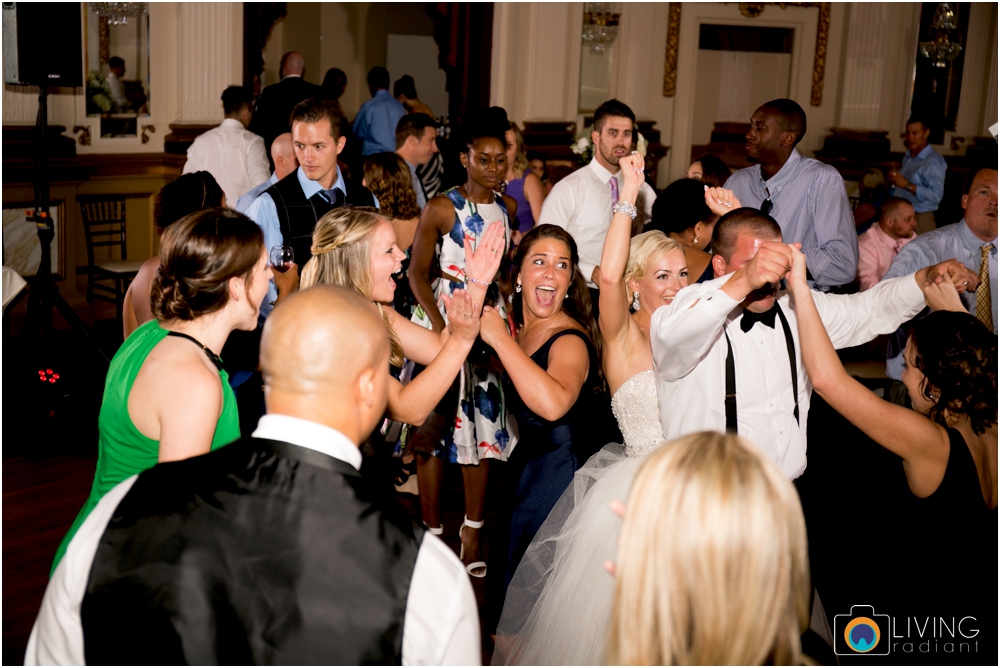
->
xmin=493 ymin=152 xmax=690 ymax=664
xmin=299 ymin=206 xmax=505 ymax=429
xmin=608 ymin=432 xmax=810 ymax=665
xmin=53 ymin=208 xmax=270 ymax=572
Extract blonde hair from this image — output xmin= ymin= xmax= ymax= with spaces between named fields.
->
xmin=623 ymin=231 xmax=684 ymax=300
xmin=607 ymin=432 xmax=810 ymax=666
xmin=300 ymin=207 xmax=404 ymax=366
xmin=508 ymin=122 xmax=528 ymax=179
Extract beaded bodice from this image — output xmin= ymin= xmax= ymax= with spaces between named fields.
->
xmin=610 ymin=370 xmax=663 ymax=460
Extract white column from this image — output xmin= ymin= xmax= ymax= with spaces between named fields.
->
xmin=955 ymin=2 xmax=997 ymax=136
xmin=174 ymin=3 xmax=242 ymax=123
xmin=983 ymin=27 xmax=998 ymax=135
xmin=839 ymin=3 xmax=892 ymax=129
xmin=613 ymin=3 xmax=658 ymax=118
xmin=525 ymin=3 xmax=581 ymax=121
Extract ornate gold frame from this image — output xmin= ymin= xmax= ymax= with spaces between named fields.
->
xmin=662 ymin=2 xmax=831 ymax=106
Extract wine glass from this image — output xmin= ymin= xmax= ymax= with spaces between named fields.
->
xmin=270 ymin=245 xmax=294 ymax=273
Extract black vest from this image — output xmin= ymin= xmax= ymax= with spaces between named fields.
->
xmin=81 ymin=437 xmax=423 ymax=665
xmin=266 ymin=170 xmax=376 ymax=267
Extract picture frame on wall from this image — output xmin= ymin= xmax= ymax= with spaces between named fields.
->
xmin=2 ymin=202 xmax=66 ymax=280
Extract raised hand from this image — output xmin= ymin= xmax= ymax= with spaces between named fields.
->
xmin=619 ymin=153 xmax=644 ymax=189
xmin=922 ymin=279 xmax=967 ymax=313
xmin=441 ymin=289 xmax=480 ymax=342
xmin=464 ymin=220 xmax=507 ymax=284
xmin=922 ymin=259 xmax=980 ymax=294
xmin=787 ymin=244 xmax=809 ymax=293
xmin=704 ymin=186 xmax=742 ymax=217
xmin=743 ymin=241 xmax=795 ymax=289
xmin=479 ymin=305 xmax=510 ymax=347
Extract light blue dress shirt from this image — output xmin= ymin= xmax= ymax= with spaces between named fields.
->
xmin=725 ymin=148 xmax=859 ymax=288
xmin=881 ymin=218 xmax=997 ymax=379
xmin=894 ymin=144 xmax=947 ymax=213
xmin=352 ymin=90 xmax=406 ymax=156
xmin=245 ymin=166 xmax=348 ymax=319
xmin=235 ymin=173 xmax=278 ymax=215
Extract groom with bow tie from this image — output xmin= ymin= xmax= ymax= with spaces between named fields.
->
xmin=650 ymin=207 xmax=974 ymax=479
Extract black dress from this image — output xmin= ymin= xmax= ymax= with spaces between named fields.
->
xmin=484 ymin=329 xmax=610 ymax=633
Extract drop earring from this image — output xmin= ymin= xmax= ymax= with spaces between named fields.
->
xmin=515 ymin=282 xmax=522 ymax=293
xmin=693 ymin=233 xmax=700 ymax=246
xmin=631 ymin=291 xmax=640 ymax=311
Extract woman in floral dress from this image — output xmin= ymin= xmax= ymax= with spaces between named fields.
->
xmin=409 ymin=107 xmax=519 ymax=577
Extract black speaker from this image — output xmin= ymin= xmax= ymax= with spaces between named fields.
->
xmin=2 ymin=2 xmax=82 ymax=87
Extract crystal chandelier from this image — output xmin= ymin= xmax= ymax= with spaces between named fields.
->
xmin=582 ymin=3 xmax=620 ymax=52
xmin=90 ymin=2 xmax=148 ymax=26
xmin=918 ymin=3 xmax=963 ymax=67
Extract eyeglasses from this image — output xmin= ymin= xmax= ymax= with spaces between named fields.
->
xmin=760 ymin=198 xmax=773 ymax=215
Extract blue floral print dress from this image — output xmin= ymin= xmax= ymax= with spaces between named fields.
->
xmin=409 ymin=187 xmax=517 ymax=465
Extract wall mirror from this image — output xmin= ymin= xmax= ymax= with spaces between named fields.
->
xmin=84 ymin=2 xmax=150 ymax=138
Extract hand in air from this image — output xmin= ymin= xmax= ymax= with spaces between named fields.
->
xmin=743 ymin=241 xmax=797 ymax=289
xmin=619 ymin=153 xmax=645 ymax=189
xmin=441 ymin=289 xmax=480 ymax=343
xmin=787 ymin=244 xmax=809 ymax=292
xmin=479 ymin=305 xmax=510 ymax=347
xmin=464 ymin=221 xmax=506 ymax=286
xmin=703 ymin=186 xmax=742 ymax=217
xmin=924 ymin=259 xmax=979 ymax=293
xmin=922 ymin=279 xmax=967 ymax=313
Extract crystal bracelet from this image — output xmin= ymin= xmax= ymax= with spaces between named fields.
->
xmin=613 ymin=201 xmax=638 ymax=220
xmin=466 ymin=277 xmax=491 ymax=287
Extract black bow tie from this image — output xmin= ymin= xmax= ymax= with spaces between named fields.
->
xmin=740 ymin=304 xmax=778 ymax=332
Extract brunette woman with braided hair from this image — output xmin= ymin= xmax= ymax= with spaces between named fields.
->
xmin=52 ymin=208 xmax=271 ymax=572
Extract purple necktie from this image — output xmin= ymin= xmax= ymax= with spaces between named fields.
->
xmin=610 ymin=176 xmax=619 ymax=208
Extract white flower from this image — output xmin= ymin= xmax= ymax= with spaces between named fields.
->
xmin=636 ymin=132 xmax=648 ymax=157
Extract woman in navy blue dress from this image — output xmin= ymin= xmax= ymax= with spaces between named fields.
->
xmin=479 ymin=224 xmax=611 ymax=635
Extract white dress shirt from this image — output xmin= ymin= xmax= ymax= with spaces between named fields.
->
xmin=539 ymin=156 xmax=656 ymax=288
xmin=104 ymin=71 xmax=128 ymax=111
xmin=26 ymin=414 xmax=481 ymax=666
xmin=183 ymin=118 xmax=271 ymax=207
xmin=650 ymin=273 xmax=925 ymax=479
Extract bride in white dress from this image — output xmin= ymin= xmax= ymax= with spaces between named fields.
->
xmin=494 ymin=153 xmax=701 ymax=665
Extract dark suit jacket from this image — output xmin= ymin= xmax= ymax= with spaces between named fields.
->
xmin=250 ymin=76 xmax=324 ymax=156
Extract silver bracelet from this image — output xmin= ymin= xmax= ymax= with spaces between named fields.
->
xmin=613 ymin=201 xmax=637 ymax=220
xmin=466 ymin=276 xmax=491 ymax=287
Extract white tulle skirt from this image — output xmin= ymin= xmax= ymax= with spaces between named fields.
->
xmin=492 ymin=443 xmax=642 ymax=666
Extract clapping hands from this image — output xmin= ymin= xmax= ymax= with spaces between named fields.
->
xmin=464 ymin=221 xmax=507 ymax=285
xmin=441 ymin=289 xmax=480 ymax=343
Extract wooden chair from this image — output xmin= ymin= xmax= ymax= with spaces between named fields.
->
xmin=78 ymin=196 xmax=145 ymax=318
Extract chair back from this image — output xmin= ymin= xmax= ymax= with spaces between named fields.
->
xmin=79 ymin=197 xmax=128 ymax=266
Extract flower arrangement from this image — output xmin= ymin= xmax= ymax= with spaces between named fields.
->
xmin=86 ymin=70 xmax=114 ymax=114
xmin=570 ymin=126 xmax=647 ymax=165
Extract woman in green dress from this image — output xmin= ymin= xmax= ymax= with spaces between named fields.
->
xmin=52 ymin=208 xmax=275 ymax=573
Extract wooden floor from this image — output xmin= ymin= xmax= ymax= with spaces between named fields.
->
xmin=3 ymin=452 xmax=98 ymax=664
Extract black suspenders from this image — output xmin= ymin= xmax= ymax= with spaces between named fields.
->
xmin=723 ymin=303 xmax=800 ymax=435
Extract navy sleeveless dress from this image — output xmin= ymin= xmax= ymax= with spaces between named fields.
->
xmin=484 ymin=329 xmax=609 ymax=633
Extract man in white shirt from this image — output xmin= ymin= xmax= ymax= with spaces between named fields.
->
xmin=104 ymin=56 xmax=129 ymax=111
xmin=183 ymin=85 xmax=271 ymax=207
xmin=26 ymin=286 xmax=481 ymax=666
xmin=539 ymin=99 xmax=655 ymax=313
xmin=650 ymin=207 xmax=973 ymax=479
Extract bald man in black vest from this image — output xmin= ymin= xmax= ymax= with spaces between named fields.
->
xmin=27 ymin=286 xmax=481 ymax=665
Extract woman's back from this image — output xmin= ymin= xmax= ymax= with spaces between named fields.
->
xmin=51 ymin=320 xmax=240 ymax=571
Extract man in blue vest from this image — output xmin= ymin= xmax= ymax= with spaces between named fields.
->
xmin=245 ymin=97 xmax=377 ymax=318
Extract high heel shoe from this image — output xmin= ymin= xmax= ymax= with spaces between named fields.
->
xmin=458 ymin=515 xmax=487 ymax=578
xmin=424 ymin=522 xmax=443 ymax=536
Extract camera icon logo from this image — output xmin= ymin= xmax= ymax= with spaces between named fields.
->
xmin=834 ymin=605 xmax=891 ymax=655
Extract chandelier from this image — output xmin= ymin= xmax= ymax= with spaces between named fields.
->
xmin=582 ymin=3 xmax=620 ymax=52
xmin=918 ymin=3 xmax=963 ymax=67
xmin=90 ymin=2 xmax=148 ymax=26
